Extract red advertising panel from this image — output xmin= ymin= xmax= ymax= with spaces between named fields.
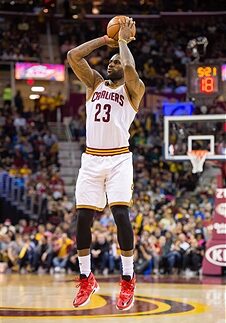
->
xmin=202 ymin=187 xmax=226 ymax=275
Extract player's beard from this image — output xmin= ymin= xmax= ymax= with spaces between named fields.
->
xmin=108 ymin=69 xmax=124 ymax=81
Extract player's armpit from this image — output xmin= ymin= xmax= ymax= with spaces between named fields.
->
xmin=124 ymin=65 xmax=145 ymax=105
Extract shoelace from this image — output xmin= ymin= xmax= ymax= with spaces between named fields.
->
xmin=119 ymin=280 xmax=134 ymax=299
xmin=75 ymin=278 xmax=93 ymax=296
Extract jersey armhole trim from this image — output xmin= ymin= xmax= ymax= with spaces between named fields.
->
xmin=86 ymin=81 xmax=104 ymax=102
xmin=124 ymin=85 xmax=139 ymax=112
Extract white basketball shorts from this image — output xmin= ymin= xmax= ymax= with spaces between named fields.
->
xmin=75 ymin=152 xmax=133 ymax=211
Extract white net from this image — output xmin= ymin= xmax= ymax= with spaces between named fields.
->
xmin=187 ymin=150 xmax=209 ymax=173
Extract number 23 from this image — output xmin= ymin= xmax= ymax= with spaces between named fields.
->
xmin=94 ymin=103 xmax=111 ymax=122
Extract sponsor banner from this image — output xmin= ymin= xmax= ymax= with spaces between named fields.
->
xmin=202 ymin=187 xmax=226 ymax=275
xmin=212 ymin=188 xmax=226 ymax=240
xmin=15 ymin=63 xmax=65 ymax=81
xmin=208 ymin=223 xmax=226 ymax=235
xmin=216 ymin=188 xmax=226 ymax=199
xmin=205 ymin=244 xmax=226 ymax=266
xmin=216 ymin=203 xmax=226 ymax=218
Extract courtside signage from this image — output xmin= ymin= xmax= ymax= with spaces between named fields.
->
xmin=216 ymin=188 xmax=226 ymax=199
xmin=216 ymin=203 xmax=226 ymax=218
xmin=205 ymin=244 xmax=226 ymax=266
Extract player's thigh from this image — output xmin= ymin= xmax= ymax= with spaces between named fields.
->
xmin=75 ymin=155 xmax=106 ymax=210
xmin=106 ymin=154 xmax=133 ymax=205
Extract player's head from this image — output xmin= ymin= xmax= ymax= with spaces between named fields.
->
xmin=107 ymin=54 xmax=124 ymax=81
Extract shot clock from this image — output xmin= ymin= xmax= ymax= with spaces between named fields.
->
xmin=187 ymin=62 xmax=223 ymax=105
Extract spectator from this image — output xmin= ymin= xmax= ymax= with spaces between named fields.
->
xmin=32 ymin=235 xmax=49 ymax=273
xmin=67 ymin=245 xmax=79 ymax=273
xmin=52 ymin=233 xmax=73 ymax=273
xmin=18 ymin=233 xmax=35 ymax=273
xmin=134 ymin=232 xmax=153 ymax=275
xmin=14 ymin=90 xmax=24 ymax=114
xmin=2 ymin=84 xmax=12 ymax=111
xmin=7 ymin=233 xmax=22 ymax=272
xmin=91 ymin=233 xmax=110 ymax=275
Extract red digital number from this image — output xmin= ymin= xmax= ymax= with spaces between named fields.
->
xmin=200 ymin=77 xmax=214 ymax=93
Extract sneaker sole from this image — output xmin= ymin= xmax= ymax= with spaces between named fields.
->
xmin=116 ymin=296 xmax=134 ymax=311
xmin=73 ymin=284 xmax=100 ymax=308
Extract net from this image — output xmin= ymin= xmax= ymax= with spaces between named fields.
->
xmin=187 ymin=150 xmax=209 ymax=173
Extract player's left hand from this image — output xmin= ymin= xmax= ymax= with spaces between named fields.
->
xmin=103 ymin=35 xmax=119 ymax=48
xmin=118 ymin=17 xmax=135 ymax=43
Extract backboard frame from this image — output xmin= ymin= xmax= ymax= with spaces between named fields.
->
xmin=164 ymin=114 xmax=225 ymax=161
xmin=188 ymin=135 xmax=215 ymax=155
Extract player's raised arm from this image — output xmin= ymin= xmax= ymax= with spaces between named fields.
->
xmin=118 ymin=17 xmax=145 ymax=107
xmin=67 ymin=37 xmax=106 ymax=91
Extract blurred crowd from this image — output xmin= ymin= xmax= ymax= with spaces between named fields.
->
xmin=0 ymin=17 xmax=41 ymax=62
xmin=59 ymin=17 xmax=226 ymax=92
xmin=1 ymin=1 xmax=225 ymax=15
xmin=0 ymin=4 xmax=224 ymax=276
xmin=0 ymin=96 xmax=70 ymax=228
xmin=0 ymin=5 xmax=225 ymax=94
xmin=0 ymin=100 xmax=219 ymax=277
xmin=0 ymin=102 xmax=59 ymax=173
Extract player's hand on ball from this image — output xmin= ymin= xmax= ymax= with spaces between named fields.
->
xmin=118 ymin=17 xmax=136 ymax=43
xmin=104 ymin=35 xmax=119 ymax=48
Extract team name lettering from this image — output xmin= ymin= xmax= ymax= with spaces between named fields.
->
xmin=91 ymin=90 xmax=124 ymax=106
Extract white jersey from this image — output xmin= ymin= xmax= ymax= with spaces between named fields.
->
xmin=86 ymin=82 xmax=137 ymax=153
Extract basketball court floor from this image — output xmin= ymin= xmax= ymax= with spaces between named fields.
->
xmin=0 ymin=274 xmax=225 ymax=323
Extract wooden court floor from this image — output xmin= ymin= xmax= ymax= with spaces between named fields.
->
xmin=0 ymin=274 xmax=225 ymax=323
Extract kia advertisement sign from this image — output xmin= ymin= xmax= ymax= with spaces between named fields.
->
xmin=216 ymin=203 xmax=226 ymax=218
xmin=205 ymin=244 xmax=226 ymax=266
xmin=202 ymin=187 xmax=226 ymax=275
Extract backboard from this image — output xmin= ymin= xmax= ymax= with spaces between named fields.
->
xmin=164 ymin=114 xmax=225 ymax=161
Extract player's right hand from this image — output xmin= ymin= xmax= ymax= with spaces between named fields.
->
xmin=103 ymin=35 xmax=119 ymax=48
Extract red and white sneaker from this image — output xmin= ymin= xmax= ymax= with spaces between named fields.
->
xmin=116 ymin=275 xmax=136 ymax=311
xmin=73 ymin=272 xmax=99 ymax=307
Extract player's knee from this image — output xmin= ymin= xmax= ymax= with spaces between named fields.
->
xmin=111 ymin=205 xmax=129 ymax=224
xmin=76 ymin=208 xmax=95 ymax=250
xmin=111 ymin=205 xmax=134 ymax=251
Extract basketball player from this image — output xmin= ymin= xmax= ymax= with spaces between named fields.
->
xmin=67 ymin=17 xmax=145 ymax=310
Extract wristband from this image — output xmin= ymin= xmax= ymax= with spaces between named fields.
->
xmin=103 ymin=35 xmax=108 ymax=44
xmin=118 ymin=38 xmax=128 ymax=44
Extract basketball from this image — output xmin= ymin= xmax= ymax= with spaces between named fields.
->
xmin=107 ymin=15 xmax=136 ymax=41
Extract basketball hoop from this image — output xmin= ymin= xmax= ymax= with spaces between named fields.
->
xmin=187 ymin=150 xmax=209 ymax=173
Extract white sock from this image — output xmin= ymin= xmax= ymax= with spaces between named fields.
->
xmin=78 ymin=254 xmax=91 ymax=277
xmin=121 ymin=255 xmax=134 ymax=278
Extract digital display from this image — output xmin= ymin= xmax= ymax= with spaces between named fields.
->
xmin=222 ymin=64 xmax=226 ymax=81
xmin=188 ymin=64 xmax=221 ymax=95
xmin=162 ymin=102 xmax=194 ymax=116
xmin=15 ymin=63 xmax=65 ymax=81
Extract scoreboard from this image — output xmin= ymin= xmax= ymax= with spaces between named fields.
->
xmin=187 ymin=62 xmax=223 ymax=105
